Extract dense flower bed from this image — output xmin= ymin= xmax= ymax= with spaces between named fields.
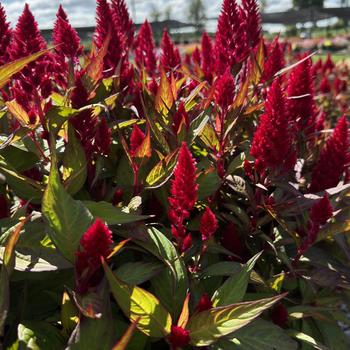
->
xmin=0 ymin=0 xmax=349 ymax=349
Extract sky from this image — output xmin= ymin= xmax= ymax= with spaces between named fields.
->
xmin=1 ymin=0 xmax=343 ymax=29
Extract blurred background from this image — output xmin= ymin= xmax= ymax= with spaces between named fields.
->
xmin=2 ymin=0 xmax=350 ymax=59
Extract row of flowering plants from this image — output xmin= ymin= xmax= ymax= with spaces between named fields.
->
xmin=0 ymin=0 xmax=349 ymax=349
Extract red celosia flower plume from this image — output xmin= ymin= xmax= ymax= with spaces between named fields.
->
xmin=262 ymin=36 xmax=285 ymax=82
xmin=71 ymin=71 xmax=97 ymax=158
xmin=160 ymin=29 xmax=181 ymax=73
xmin=111 ymin=0 xmax=134 ymax=50
xmin=240 ymin=0 xmax=261 ymax=48
xmin=9 ymin=4 xmax=47 ymax=61
xmin=168 ymin=142 xmax=198 ymax=252
xmin=322 ymin=53 xmax=335 ymax=73
xmin=319 ymin=77 xmax=331 ymax=94
xmin=287 ymin=57 xmax=316 ymax=133
xmin=134 ymin=20 xmax=157 ymax=76
xmin=53 ymin=5 xmax=83 ymax=61
xmin=310 ymin=193 xmax=333 ymax=226
xmin=298 ymin=194 xmax=333 ymax=258
xmin=8 ymin=4 xmax=54 ymax=104
xmin=0 ymin=4 xmax=11 ymax=66
xmin=192 ymin=47 xmax=201 ymax=67
xmin=94 ymin=0 xmax=123 ymax=75
xmin=310 ymin=115 xmax=349 ymax=193
xmin=201 ymin=32 xmax=214 ymax=81
xmin=168 ymin=325 xmax=190 ymax=348
xmin=172 ymin=102 xmax=190 ymax=135
xmin=129 ymin=124 xmax=146 ymax=157
xmin=200 ymin=207 xmax=218 ymax=241
xmin=271 ymin=303 xmax=289 ymax=328
xmin=95 ymin=117 xmax=112 ymax=156
xmin=214 ymin=70 xmax=235 ymax=111
xmin=215 ymin=0 xmax=249 ymax=74
xmin=251 ymin=79 xmax=296 ymax=174
xmin=195 ymin=293 xmax=213 ymax=312
xmin=75 ymin=218 xmax=113 ymax=294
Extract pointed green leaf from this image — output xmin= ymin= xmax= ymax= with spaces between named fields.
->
xmin=42 ymin=154 xmax=93 ymax=262
xmin=103 ymin=261 xmax=172 ymax=338
xmin=212 ymin=252 xmax=262 ymax=306
xmin=187 ymin=293 xmax=286 ymax=346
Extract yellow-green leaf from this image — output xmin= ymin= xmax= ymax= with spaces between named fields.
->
xmin=187 ymin=294 xmax=286 ymax=346
xmin=155 ymin=68 xmax=174 ymax=115
xmin=103 ymin=261 xmax=172 ymax=338
xmin=0 ymin=48 xmax=50 ymax=88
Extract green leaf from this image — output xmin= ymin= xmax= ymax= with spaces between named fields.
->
xmin=145 ymin=150 xmax=178 ymax=188
xmin=287 ymin=330 xmax=329 ymax=350
xmin=83 ymin=201 xmax=149 ymax=225
xmin=201 ymin=262 xmax=243 ymax=278
xmin=224 ymin=319 xmax=298 ymax=350
xmin=115 ymin=262 xmax=164 ymax=285
xmin=103 ymin=261 xmax=172 ymax=338
xmin=197 ymin=171 xmax=222 ymax=200
xmin=187 ymin=293 xmax=286 ymax=346
xmin=112 ymin=319 xmax=140 ymax=350
xmin=62 ymin=124 xmax=87 ymax=195
xmin=212 ymin=252 xmax=262 ymax=306
xmin=140 ymin=227 xmax=188 ymax=319
xmin=0 ymin=218 xmax=27 ymax=336
xmin=42 ymin=154 xmax=93 ymax=262
xmin=0 ymin=156 xmax=44 ymax=203
xmin=0 ymin=48 xmax=51 ymax=88
xmin=17 ymin=321 xmax=65 ymax=350
xmin=69 ymin=316 xmax=114 ymax=350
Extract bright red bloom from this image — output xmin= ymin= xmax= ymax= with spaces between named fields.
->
xmin=319 ymin=77 xmax=331 ymax=94
xmin=214 ymin=70 xmax=235 ymax=110
xmin=310 ymin=115 xmax=349 ymax=192
xmin=94 ymin=0 xmax=123 ymax=75
xmin=75 ymin=218 xmax=113 ymax=294
xmin=172 ymin=102 xmax=190 ymax=134
xmin=322 ymin=53 xmax=335 ymax=72
xmin=9 ymin=4 xmax=53 ymax=99
xmin=201 ymin=32 xmax=214 ymax=81
xmin=310 ymin=193 xmax=333 ymax=226
xmin=251 ymin=79 xmax=296 ymax=174
xmin=196 ymin=293 xmax=213 ymax=312
xmin=262 ymin=36 xmax=285 ymax=82
xmin=240 ymin=0 xmax=261 ymax=48
xmin=111 ymin=0 xmax=134 ymax=50
xmin=271 ymin=303 xmax=288 ymax=328
xmin=168 ymin=325 xmax=190 ymax=348
xmin=215 ymin=0 xmax=249 ymax=74
xmin=160 ymin=29 xmax=181 ymax=73
xmin=200 ymin=207 xmax=218 ymax=241
xmin=129 ymin=124 xmax=146 ymax=157
xmin=334 ymin=77 xmax=347 ymax=95
xmin=192 ymin=47 xmax=201 ymax=66
xmin=9 ymin=4 xmax=47 ymax=61
xmin=53 ymin=5 xmax=83 ymax=60
xmin=168 ymin=143 xmax=198 ymax=252
xmin=95 ymin=117 xmax=112 ymax=156
xmin=169 ymin=143 xmax=198 ymax=217
xmin=134 ymin=20 xmax=157 ymax=76
xmin=0 ymin=4 xmax=12 ymax=66
xmin=70 ymin=72 xmax=98 ymax=158
xmin=287 ymin=57 xmax=316 ymax=133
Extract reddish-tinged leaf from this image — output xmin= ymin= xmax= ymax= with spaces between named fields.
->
xmin=155 ymin=68 xmax=174 ymax=115
xmin=111 ymin=318 xmax=140 ymax=350
xmin=177 ymin=293 xmax=190 ymax=328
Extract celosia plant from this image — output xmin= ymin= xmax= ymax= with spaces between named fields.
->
xmin=0 ymin=1 xmax=349 ymax=349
